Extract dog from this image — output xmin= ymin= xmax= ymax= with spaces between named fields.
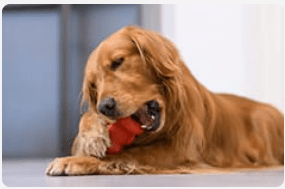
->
xmin=46 ymin=26 xmax=284 ymax=176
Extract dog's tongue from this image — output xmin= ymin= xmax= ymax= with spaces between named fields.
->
xmin=106 ymin=117 xmax=143 ymax=155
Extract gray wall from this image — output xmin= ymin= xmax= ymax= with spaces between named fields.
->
xmin=2 ymin=4 xmax=141 ymax=158
xmin=2 ymin=9 xmax=61 ymax=157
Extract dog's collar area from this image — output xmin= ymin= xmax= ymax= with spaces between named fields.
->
xmin=131 ymin=100 xmax=160 ymax=132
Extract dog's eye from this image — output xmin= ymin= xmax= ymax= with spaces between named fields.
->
xmin=111 ymin=57 xmax=124 ymax=70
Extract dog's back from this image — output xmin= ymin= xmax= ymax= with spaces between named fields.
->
xmin=201 ymin=92 xmax=284 ymax=167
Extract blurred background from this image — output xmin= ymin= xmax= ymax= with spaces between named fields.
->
xmin=2 ymin=4 xmax=284 ymax=159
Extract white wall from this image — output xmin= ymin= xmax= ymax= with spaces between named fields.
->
xmin=242 ymin=5 xmax=284 ymax=112
xmin=159 ymin=4 xmax=284 ymax=112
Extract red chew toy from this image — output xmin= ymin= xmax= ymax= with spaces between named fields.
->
xmin=106 ymin=117 xmax=143 ymax=155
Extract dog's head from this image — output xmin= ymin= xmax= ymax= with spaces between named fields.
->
xmin=82 ymin=26 xmax=187 ymax=134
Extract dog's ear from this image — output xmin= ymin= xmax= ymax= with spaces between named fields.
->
xmin=81 ymin=73 xmax=98 ymax=114
xmin=129 ymin=27 xmax=181 ymax=80
xmin=129 ymin=27 xmax=185 ymax=102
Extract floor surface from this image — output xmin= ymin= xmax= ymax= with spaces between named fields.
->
xmin=2 ymin=158 xmax=284 ymax=187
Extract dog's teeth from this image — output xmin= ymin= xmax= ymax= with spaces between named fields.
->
xmin=151 ymin=115 xmax=155 ymax=120
xmin=141 ymin=125 xmax=147 ymax=129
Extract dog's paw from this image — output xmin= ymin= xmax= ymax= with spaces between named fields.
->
xmin=46 ymin=157 xmax=75 ymax=176
xmin=84 ymin=133 xmax=111 ymax=158
xmin=46 ymin=157 xmax=99 ymax=176
xmin=45 ymin=157 xmax=138 ymax=176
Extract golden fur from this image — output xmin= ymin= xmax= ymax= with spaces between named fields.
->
xmin=46 ymin=26 xmax=284 ymax=176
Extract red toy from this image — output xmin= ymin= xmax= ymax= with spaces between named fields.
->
xmin=106 ymin=117 xmax=144 ymax=155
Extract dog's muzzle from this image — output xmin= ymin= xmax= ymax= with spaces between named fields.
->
xmin=98 ymin=98 xmax=161 ymax=132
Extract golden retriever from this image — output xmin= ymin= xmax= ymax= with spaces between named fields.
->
xmin=46 ymin=26 xmax=284 ymax=176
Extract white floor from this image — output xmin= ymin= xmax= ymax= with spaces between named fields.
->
xmin=2 ymin=158 xmax=284 ymax=187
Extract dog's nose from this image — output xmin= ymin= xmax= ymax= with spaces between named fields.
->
xmin=98 ymin=97 xmax=117 ymax=118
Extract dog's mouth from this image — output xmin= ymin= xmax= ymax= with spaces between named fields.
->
xmin=130 ymin=100 xmax=160 ymax=132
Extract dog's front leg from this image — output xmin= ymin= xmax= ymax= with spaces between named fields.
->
xmin=45 ymin=156 xmax=138 ymax=176
xmin=71 ymin=110 xmax=111 ymax=158
xmin=46 ymin=110 xmax=114 ymax=176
